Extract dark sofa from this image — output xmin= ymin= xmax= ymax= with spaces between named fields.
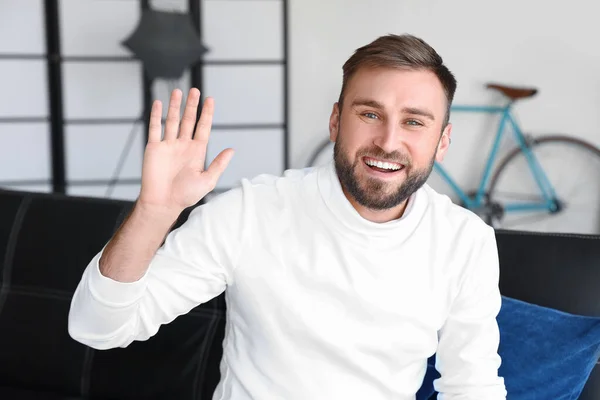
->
xmin=1 ymin=187 xmax=599 ymax=399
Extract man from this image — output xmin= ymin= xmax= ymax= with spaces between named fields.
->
xmin=68 ymin=34 xmax=507 ymax=399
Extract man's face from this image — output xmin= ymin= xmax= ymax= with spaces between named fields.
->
xmin=329 ymin=67 xmax=452 ymax=211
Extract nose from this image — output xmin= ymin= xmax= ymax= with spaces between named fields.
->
xmin=372 ymin=122 xmax=401 ymax=154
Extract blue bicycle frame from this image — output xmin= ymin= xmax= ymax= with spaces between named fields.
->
xmin=433 ymin=103 xmax=559 ymax=213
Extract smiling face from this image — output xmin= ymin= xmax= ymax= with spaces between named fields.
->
xmin=329 ymin=66 xmax=452 ymax=222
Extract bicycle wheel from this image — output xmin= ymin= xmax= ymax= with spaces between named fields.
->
xmin=488 ymin=135 xmax=600 ymax=235
xmin=306 ymin=138 xmax=335 ymax=168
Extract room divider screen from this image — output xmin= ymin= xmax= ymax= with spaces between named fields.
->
xmin=0 ymin=0 xmax=289 ymax=202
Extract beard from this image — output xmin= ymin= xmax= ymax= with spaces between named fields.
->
xmin=333 ymin=138 xmax=436 ymax=211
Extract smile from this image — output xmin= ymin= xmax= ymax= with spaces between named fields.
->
xmin=363 ymin=156 xmax=405 ymax=174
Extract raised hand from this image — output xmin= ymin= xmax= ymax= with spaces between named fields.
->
xmin=137 ymin=88 xmax=234 ymax=214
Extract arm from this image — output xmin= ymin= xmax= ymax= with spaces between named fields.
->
xmin=68 ymin=189 xmax=244 ymax=350
xmin=434 ymin=226 xmax=507 ymax=399
xmin=98 ymin=202 xmax=179 ymax=284
xmin=68 ymin=87 xmax=237 ymax=349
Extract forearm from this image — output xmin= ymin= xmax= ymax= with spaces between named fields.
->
xmin=69 ymin=88 xmax=238 ymax=349
xmin=435 ymin=316 xmax=506 ymax=399
xmin=68 ymin=204 xmax=182 ymax=349
xmin=435 ymin=227 xmax=506 ymax=399
xmin=99 ymin=202 xmax=180 ymax=283
xmin=68 ymin=193 xmax=240 ymax=350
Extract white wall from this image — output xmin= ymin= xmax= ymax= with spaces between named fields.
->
xmin=289 ymin=0 xmax=600 ymax=196
xmin=2 ymin=0 xmax=600 ymax=229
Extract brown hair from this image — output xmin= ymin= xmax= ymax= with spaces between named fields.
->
xmin=338 ymin=34 xmax=457 ymax=126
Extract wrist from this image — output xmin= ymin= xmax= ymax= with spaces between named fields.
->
xmin=132 ymin=201 xmax=182 ymax=230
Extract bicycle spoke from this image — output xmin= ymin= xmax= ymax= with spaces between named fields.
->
xmin=564 ymin=172 xmax=592 ymax=200
xmin=489 ymin=136 xmax=600 ymax=235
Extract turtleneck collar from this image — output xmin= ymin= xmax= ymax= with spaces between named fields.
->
xmin=316 ymin=160 xmax=428 ymax=243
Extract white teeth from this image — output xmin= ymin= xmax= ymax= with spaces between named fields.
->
xmin=365 ymin=159 xmax=402 ymax=170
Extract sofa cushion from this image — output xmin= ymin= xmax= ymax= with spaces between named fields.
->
xmin=495 ymin=230 xmax=600 ymax=318
xmin=86 ymin=298 xmax=225 ymax=399
xmin=0 ymin=191 xmax=127 ymax=395
xmin=495 ymin=229 xmax=600 ymax=400
xmin=0 ymin=386 xmax=85 ymax=400
xmin=418 ymin=295 xmax=600 ymax=400
xmin=0 ymin=190 xmax=226 ymax=399
xmin=497 ymin=296 xmax=600 ymax=399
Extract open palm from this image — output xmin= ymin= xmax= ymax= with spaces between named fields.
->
xmin=138 ymin=88 xmax=234 ymax=213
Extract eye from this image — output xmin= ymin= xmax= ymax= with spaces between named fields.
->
xmin=405 ymin=119 xmax=423 ymax=126
xmin=363 ymin=112 xmax=379 ymax=119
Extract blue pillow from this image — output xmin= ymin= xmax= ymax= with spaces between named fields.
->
xmin=416 ymin=356 xmax=439 ymax=400
xmin=417 ymin=296 xmax=600 ymax=400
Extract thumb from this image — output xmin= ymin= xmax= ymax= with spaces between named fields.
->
xmin=205 ymin=148 xmax=234 ymax=184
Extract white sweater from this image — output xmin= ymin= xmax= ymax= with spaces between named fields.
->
xmin=68 ymin=161 xmax=507 ymax=399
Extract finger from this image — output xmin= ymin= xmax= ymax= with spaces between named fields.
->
xmin=164 ymin=89 xmax=183 ymax=140
xmin=193 ymin=96 xmax=214 ymax=143
xmin=148 ymin=100 xmax=163 ymax=143
xmin=205 ymin=148 xmax=234 ymax=185
xmin=179 ymin=88 xmax=200 ymax=139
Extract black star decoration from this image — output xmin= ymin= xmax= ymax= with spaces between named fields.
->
xmin=122 ymin=9 xmax=209 ymax=79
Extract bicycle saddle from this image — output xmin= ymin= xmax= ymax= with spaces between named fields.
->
xmin=486 ymin=83 xmax=538 ymax=100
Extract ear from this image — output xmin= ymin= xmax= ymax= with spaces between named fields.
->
xmin=329 ymin=102 xmax=340 ymax=142
xmin=435 ymin=123 xmax=452 ymax=162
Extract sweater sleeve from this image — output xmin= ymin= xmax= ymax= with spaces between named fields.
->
xmin=68 ymin=186 xmax=247 ymax=350
xmin=434 ymin=225 xmax=507 ymax=399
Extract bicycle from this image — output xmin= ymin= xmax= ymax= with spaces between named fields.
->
xmin=306 ymin=83 xmax=600 ymax=235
